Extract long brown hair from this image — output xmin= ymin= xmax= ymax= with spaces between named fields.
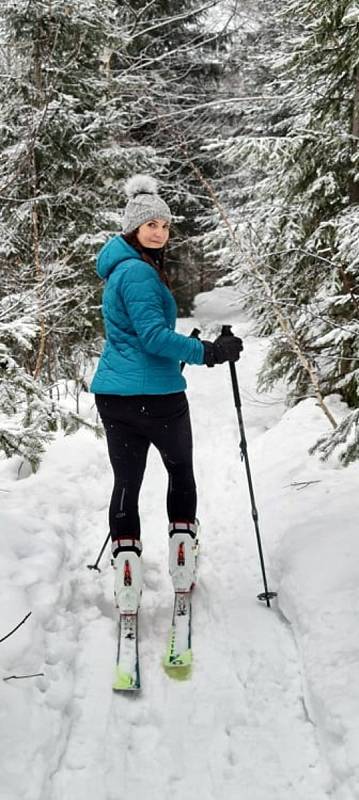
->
xmin=122 ymin=231 xmax=171 ymax=289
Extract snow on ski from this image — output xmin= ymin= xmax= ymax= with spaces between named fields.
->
xmin=113 ymin=612 xmax=140 ymax=692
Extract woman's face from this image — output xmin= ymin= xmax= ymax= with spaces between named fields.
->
xmin=137 ymin=219 xmax=170 ymax=249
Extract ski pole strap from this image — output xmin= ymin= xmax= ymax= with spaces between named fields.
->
xmin=111 ymin=537 xmax=143 ymax=558
xmin=168 ymin=521 xmax=197 ymax=539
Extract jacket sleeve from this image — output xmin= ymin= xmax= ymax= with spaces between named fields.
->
xmin=119 ymin=261 xmax=204 ymax=365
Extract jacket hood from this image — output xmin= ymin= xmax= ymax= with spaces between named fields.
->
xmin=96 ymin=235 xmax=141 ymax=279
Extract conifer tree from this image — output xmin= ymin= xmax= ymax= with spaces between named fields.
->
xmin=0 ymin=0 xmax=230 ymax=464
xmin=201 ymin=0 xmax=359 ymax=462
xmin=110 ymin=0 xmax=233 ymax=312
xmin=256 ymin=0 xmax=359 ymax=466
xmin=0 ymin=0 xmax=146 ymax=464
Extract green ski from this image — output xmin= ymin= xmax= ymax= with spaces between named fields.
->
xmin=163 ymin=591 xmax=193 ymax=680
xmin=113 ymin=612 xmax=140 ymax=692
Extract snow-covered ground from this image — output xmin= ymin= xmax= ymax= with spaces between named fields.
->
xmin=1 ymin=287 xmax=358 ymax=800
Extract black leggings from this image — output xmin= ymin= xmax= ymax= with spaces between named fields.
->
xmin=95 ymin=392 xmax=197 ymax=541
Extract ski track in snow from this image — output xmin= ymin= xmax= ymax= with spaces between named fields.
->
xmin=0 ymin=295 xmax=334 ymax=800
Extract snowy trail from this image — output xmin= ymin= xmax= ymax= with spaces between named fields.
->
xmin=0 ymin=293 xmax=332 ymax=800
xmin=45 ymin=443 xmax=328 ymax=800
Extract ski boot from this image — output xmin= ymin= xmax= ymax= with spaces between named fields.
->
xmin=168 ymin=520 xmax=199 ymax=592
xmin=112 ymin=537 xmax=143 ymax=614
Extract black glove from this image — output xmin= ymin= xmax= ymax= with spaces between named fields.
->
xmin=202 ymin=334 xmax=243 ymax=367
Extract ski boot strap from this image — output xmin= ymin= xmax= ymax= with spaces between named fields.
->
xmin=112 ymin=537 xmax=142 ymax=559
xmin=168 ymin=521 xmax=197 ymax=540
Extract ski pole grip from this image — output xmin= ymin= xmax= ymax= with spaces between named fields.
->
xmin=221 ymin=324 xmax=233 ymax=336
xmin=190 ymin=327 xmax=201 ymax=339
xmin=180 ymin=327 xmax=201 ymax=372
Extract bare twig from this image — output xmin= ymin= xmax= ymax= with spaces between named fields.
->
xmin=3 ymin=672 xmax=44 ymax=682
xmin=0 ymin=612 xmax=32 ymax=644
xmin=286 ymin=480 xmax=322 ymax=490
xmin=128 ymin=2 xmax=218 ymax=42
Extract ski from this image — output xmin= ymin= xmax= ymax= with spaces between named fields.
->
xmin=163 ymin=591 xmax=193 ymax=678
xmin=112 ymin=612 xmax=140 ymax=692
xmin=163 ymin=529 xmax=199 ymax=679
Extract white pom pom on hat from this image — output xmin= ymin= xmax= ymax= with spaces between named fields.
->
xmin=122 ymin=173 xmax=172 ymax=234
xmin=124 ymin=174 xmax=158 ymax=199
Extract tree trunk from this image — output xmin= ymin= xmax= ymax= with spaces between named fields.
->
xmin=349 ymin=67 xmax=359 ymax=203
xmin=31 ymin=40 xmax=47 ymax=381
xmin=32 ymin=196 xmax=46 ymax=381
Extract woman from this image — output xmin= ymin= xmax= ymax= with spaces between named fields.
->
xmin=91 ymin=175 xmax=242 ymax=614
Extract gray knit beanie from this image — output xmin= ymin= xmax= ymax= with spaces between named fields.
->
xmin=122 ymin=174 xmax=172 ymax=234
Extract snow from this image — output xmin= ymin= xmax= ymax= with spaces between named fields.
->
xmin=1 ymin=287 xmax=359 ymax=799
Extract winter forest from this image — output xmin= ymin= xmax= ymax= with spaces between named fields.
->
xmin=0 ymin=0 xmax=358 ymax=468
xmin=1 ymin=2 xmax=359 ymax=800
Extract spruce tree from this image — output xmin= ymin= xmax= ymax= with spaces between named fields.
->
xmin=0 ymin=0 xmax=143 ymax=464
xmin=201 ymin=0 xmax=359 ymax=462
xmin=254 ymin=0 xmax=359 ymax=464
xmin=0 ymin=0 xmax=231 ymax=465
xmin=110 ymin=0 xmax=233 ymax=312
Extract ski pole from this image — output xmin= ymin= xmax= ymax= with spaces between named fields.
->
xmin=87 ymin=532 xmax=111 ymax=572
xmin=222 ymin=324 xmax=277 ymax=608
xmin=88 ymin=329 xmax=201 ymax=574
xmin=180 ymin=327 xmax=201 ymax=372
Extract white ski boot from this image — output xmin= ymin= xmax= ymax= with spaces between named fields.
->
xmin=168 ymin=521 xmax=199 ymax=592
xmin=112 ymin=538 xmax=143 ymax=614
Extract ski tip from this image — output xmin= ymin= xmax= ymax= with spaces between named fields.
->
xmin=112 ymin=667 xmax=140 ymax=692
xmin=163 ymin=631 xmax=193 ymax=680
xmin=163 ymin=663 xmax=192 ymax=681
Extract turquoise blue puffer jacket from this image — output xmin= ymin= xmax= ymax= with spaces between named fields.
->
xmin=90 ymin=236 xmax=204 ymax=395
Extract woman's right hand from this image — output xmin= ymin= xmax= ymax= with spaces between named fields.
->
xmin=202 ymin=334 xmax=243 ymax=367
